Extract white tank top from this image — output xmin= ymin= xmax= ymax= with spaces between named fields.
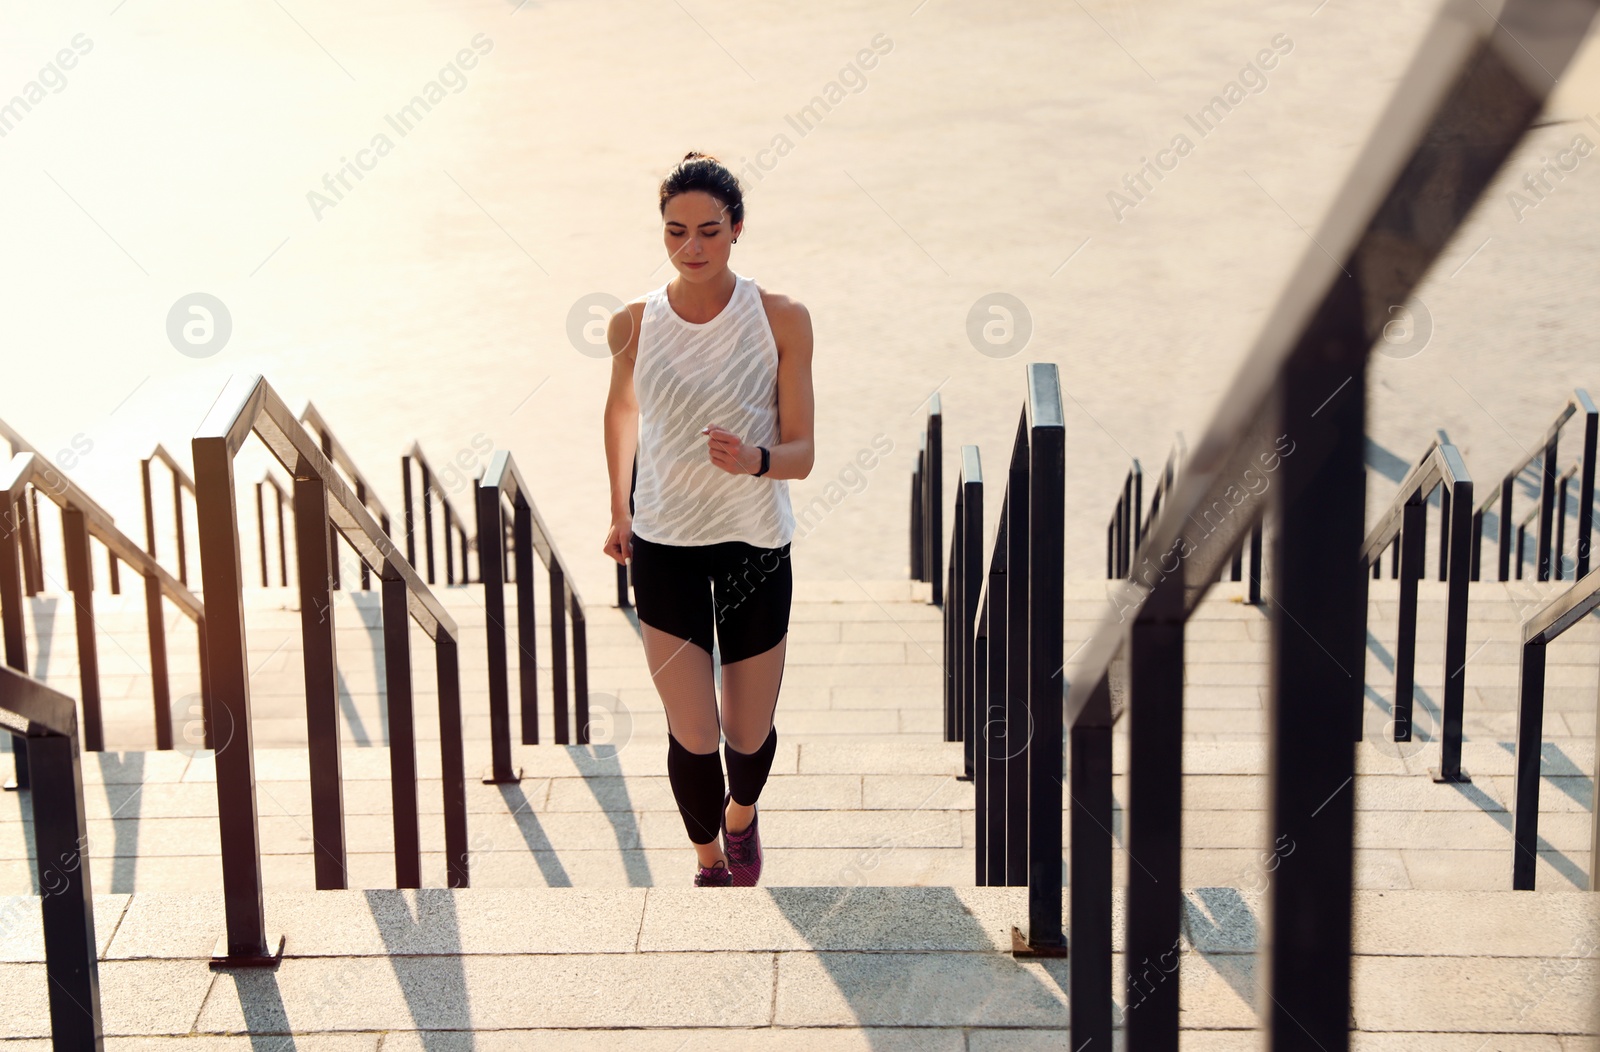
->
xmin=630 ymin=271 xmax=796 ymax=548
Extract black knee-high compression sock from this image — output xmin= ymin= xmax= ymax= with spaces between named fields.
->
xmin=666 ymin=732 xmax=726 ymax=845
xmin=724 ymin=725 xmax=778 ymax=808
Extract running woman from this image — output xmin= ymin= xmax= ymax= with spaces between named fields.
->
xmin=601 ymin=151 xmax=815 ymax=887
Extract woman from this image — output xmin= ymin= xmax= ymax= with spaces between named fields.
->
xmin=602 ymin=152 xmax=815 ymax=887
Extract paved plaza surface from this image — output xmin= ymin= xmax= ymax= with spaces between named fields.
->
xmin=2 ymin=0 xmax=1600 ymax=596
xmin=2 ymin=0 xmax=1600 ymax=1045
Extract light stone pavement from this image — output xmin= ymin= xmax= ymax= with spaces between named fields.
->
xmin=2 ymin=0 xmax=1600 ymax=598
xmin=3 ymin=0 xmax=1600 ymax=1043
xmin=1 ymin=572 xmax=1598 ymax=1042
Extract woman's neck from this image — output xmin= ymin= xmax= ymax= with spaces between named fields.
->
xmin=668 ymin=271 xmax=737 ymax=320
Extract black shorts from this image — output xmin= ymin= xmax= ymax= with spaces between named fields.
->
xmin=628 ymin=533 xmax=793 ymax=664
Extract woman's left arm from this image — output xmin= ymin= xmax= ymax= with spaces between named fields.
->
xmin=705 ymin=292 xmax=814 ymax=480
xmin=765 ymin=293 xmax=814 ymax=480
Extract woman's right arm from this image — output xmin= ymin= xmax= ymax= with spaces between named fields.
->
xmin=601 ymin=302 xmax=643 ymax=564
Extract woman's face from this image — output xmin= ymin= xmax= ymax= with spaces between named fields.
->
xmin=663 ymin=190 xmax=741 ymax=282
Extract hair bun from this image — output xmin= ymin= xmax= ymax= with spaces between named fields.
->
xmin=659 ymin=151 xmax=745 ymax=226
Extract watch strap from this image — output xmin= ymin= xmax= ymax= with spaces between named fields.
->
xmin=755 ymin=446 xmax=770 ymax=477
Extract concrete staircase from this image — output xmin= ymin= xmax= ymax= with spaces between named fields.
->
xmin=1 ymin=574 xmax=1597 ymax=1045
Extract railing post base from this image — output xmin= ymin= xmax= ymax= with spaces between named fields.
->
xmin=481 ymin=765 xmax=524 ymax=785
xmin=209 ymin=932 xmax=286 ymax=971
xmin=1429 ymin=766 xmax=1471 ymax=785
xmin=1009 ymin=925 xmax=1069 ymax=959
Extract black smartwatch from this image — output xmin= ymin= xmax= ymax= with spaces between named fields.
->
xmin=754 ymin=446 xmax=770 ymax=477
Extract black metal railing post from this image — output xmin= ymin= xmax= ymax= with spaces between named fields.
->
xmin=1248 ymin=519 xmax=1263 ymax=604
xmin=434 ymin=629 xmax=470 ymax=889
xmin=926 ymin=395 xmax=943 ymax=606
xmin=476 ymin=476 xmax=523 ymax=785
xmin=1536 ymin=439 xmax=1558 ymax=580
xmin=1020 ymin=362 xmax=1065 ymax=952
xmin=1498 ymin=476 xmax=1513 ymax=582
xmin=0 ymin=484 xmax=32 ymax=789
xmin=294 ymin=474 xmax=347 ymax=891
xmin=256 ymin=473 xmax=290 ymax=588
xmin=1577 ymin=392 xmax=1598 ymax=578
xmin=1438 ymin=466 xmax=1473 ymax=783
xmin=1511 ymin=632 xmax=1548 ymax=890
xmin=1266 ymin=291 xmax=1365 ymax=1050
xmin=949 ymin=446 xmax=981 ymax=763
xmin=1125 ymin=604 xmax=1184 ymax=1046
xmin=61 ymin=507 xmax=105 ymax=753
xmin=382 ymin=573 xmax=422 ymax=888
xmin=192 ymin=425 xmax=277 ymax=964
xmin=910 ymin=438 xmax=924 ymax=581
xmin=1393 ymin=496 xmax=1424 ymax=741
xmin=975 ymin=527 xmax=1001 ymax=886
xmin=1004 ymin=424 xmax=1029 ymax=887
xmin=0 ymin=665 xmax=103 ymax=1049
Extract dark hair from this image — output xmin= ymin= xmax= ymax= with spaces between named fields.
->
xmin=659 ymin=151 xmax=744 ymax=227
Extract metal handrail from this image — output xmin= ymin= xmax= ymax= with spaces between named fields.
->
xmin=1041 ymin=3 xmax=1589 ymax=1043
xmin=0 ymin=664 xmax=101 ymax=1046
xmin=944 ymin=444 xmax=981 ymax=769
xmin=299 ymin=401 xmax=395 ymax=591
xmin=909 ymin=394 xmax=942 ymax=605
xmin=1140 ymin=438 xmax=1184 ymax=537
xmin=1111 ymin=448 xmax=1263 ymax=603
xmin=1509 ymin=559 xmax=1600 ymax=889
xmin=401 ymin=442 xmax=475 ymax=586
xmin=1554 ymin=459 xmax=1582 ymax=580
xmin=140 ymin=443 xmax=196 ymax=588
xmin=476 ymin=450 xmax=590 ymax=784
xmin=1470 ymin=389 xmax=1596 ymax=582
xmin=952 ymin=364 xmax=1063 ymax=943
xmin=1358 ymin=439 xmax=1473 ymax=782
xmin=0 ymin=417 xmax=52 ymax=596
xmin=0 ymin=451 xmax=210 ymax=759
xmin=255 ymin=471 xmax=290 ymax=587
xmin=194 ymin=373 xmax=469 ymax=966
xmin=1105 ymin=460 xmax=1141 ymax=579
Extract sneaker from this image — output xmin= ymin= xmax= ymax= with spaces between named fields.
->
xmin=694 ymin=858 xmax=733 ymax=887
xmin=721 ymin=790 xmax=763 ymax=887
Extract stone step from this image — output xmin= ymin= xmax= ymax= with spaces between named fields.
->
xmin=0 ymin=886 xmax=1593 ymax=1046
xmin=2 ymin=739 xmax=1592 ymax=894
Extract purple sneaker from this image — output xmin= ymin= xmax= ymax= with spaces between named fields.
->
xmin=721 ymin=790 xmax=763 ymax=887
xmin=694 ymin=858 xmax=732 ymax=887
